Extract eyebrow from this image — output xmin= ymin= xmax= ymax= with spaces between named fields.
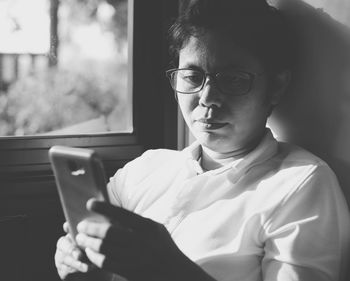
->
xmin=179 ymin=64 xmax=202 ymax=71
xmin=218 ymin=64 xmax=249 ymax=72
xmin=180 ymin=63 xmax=249 ymax=72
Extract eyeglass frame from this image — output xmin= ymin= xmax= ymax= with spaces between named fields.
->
xmin=165 ymin=68 xmax=263 ymax=96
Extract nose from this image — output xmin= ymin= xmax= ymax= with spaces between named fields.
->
xmin=198 ymin=76 xmax=223 ymax=108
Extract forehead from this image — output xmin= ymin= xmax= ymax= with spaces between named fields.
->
xmin=178 ymin=31 xmax=263 ymax=72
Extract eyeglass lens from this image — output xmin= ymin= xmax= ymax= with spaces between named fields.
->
xmin=170 ymin=69 xmax=252 ymax=95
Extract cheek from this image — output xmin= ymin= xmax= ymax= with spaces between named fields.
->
xmin=226 ymin=92 xmax=271 ymax=124
xmin=177 ymin=95 xmax=198 ymax=121
xmin=245 ymin=97 xmax=271 ymax=126
xmin=238 ymin=79 xmax=272 ymax=118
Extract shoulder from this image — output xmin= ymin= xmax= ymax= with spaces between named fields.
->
xmin=253 ymin=142 xmax=341 ymax=209
xmin=269 ymin=142 xmax=336 ymax=184
xmin=258 ymin=144 xmax=348 ymax=232
xmin=107 ymin=148 xmax=187 ymax=206
xmin=275 ymin=142 xmax=328 ymax=169
xmin=122 ymin=148 xmax=185 ymax=178
xmin=260 ymin=146 xmax=350 ymax=281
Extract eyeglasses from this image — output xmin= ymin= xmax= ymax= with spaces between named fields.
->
xmin=166 ymin=68 xmax=259 ymax=96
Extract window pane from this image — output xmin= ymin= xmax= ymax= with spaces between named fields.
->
xmin=302 ymin=0 xmax=350 ymax=26
xmin=0 ymin=0 xmax=132 ymax=136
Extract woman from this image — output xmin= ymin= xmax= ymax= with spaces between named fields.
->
xmin=55 ymin=0 xmax=350 ymax=280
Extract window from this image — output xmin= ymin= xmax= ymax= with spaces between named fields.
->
xmin=0 ymin=0 xmax=178 ymax=179
xmin=303 ymin=0 xmax=350 ymax=25
xmin=0 ymin=2 xmax=177 ymax=280
xmin=0 ymin=0 xmax=131 ymax=136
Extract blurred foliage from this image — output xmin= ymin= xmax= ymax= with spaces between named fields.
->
xmin=64 ymin=0 xmax=128 ymax=43
xmin=0 ymin=64 xmax=126 ymax=135
xmin=0 ymin=0 xmax=129 ymax=136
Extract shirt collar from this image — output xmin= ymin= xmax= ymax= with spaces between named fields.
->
xmin=181 ymin=129 xmax=278 ymax=181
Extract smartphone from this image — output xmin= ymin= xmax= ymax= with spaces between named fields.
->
xmin=49 ymin=145 xmax=110 ymax=245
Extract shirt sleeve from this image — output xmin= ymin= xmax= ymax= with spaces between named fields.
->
xmin=106 ymin=149 xmax=161 ymax=208
xmin=106 ymin=168 xmax=125 ymax=207
xmin=261 ymin=164 xmax=350 ymax=281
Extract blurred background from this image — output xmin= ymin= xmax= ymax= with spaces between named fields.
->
xmin=0 ymin=0 xmax=131 ymax=136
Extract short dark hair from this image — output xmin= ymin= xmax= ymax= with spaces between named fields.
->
xmin=169 ymin=0 xmax=296 ymax=74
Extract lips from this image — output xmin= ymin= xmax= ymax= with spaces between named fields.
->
xmin=195 ymin=118 xmax=227 ymax=130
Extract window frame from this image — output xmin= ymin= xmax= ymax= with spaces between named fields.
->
xmin=0 ymin=0 xmax=179 ymax=179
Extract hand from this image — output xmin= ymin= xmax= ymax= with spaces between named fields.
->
xmin=55 ymin=222 xmax=90 ymax=280
xmin=75 ymin=199 xmax=187 ymax=281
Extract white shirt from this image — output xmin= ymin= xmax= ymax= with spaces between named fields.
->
xmin=107 ymin=130 xmax=350 ymax=281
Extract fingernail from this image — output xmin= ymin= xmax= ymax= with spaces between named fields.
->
xmin=86 ymin=198 xmax=95 ymax=210
xmin=75 ymin=234 xmax=82 ymax=245
xmin=76 ymin=222 xmax=82 ymax=232
xmin=85 ymin=247 xmax=92 ymax=256
xmin=79 ymin=262 xmax=88 ymax=272
xmin=77 ymin=221 xmax=86 ymax=232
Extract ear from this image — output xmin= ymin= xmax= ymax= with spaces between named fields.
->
xmin=268 ymin=70 xmax=291 ymax=106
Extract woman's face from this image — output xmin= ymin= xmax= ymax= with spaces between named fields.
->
xmin=177 ymin=31 xmax=276 ymax=154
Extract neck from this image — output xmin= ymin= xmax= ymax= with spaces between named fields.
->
xmin=200 ymin=132 xmax=265 ymax=171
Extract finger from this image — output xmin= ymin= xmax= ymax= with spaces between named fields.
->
xmin=57 ymin=236 xmax=82 ymax=260
xmin=57 ymin=263 xmax=76 ymax=278
xmin=57 ymin=236 xmax=75 ymax=253
xmin=63 ymin=222 xmax=69 ymax=233
xmin=85 ymin=247 xmax=106 ymax=269
xmin=62 ymin=223 xmax=75 ymax=243
xmin=65 ymin=232 xmax=74 ymax=244
xmin=63 ymin=253 xmax=89 ymax=272
xmin=56 ymin=249 xmax=89 ymax=273
xmin=76 ymin=233 xmax=103 ymax=252
xmin=78 ymin=224 xmax=134 ymax=260
xmin=87 ymin=199 xmax=149 ymax=231
xmin=55 ymin=248 xmax=65 ymax=267
xmin=77 ymin=220 xmax=111 ymax=238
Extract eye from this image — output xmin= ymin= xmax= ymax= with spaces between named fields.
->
xmin=179 ymin=70 xmax=203 ymax=85
xmin=219 ymin=72 xmax=248 ymax=84
xmin=217 ymin=71 xmax=252 ymax=94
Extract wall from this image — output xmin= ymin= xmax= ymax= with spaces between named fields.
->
xmin=267 ymin=0 xmax=350 ymax=208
